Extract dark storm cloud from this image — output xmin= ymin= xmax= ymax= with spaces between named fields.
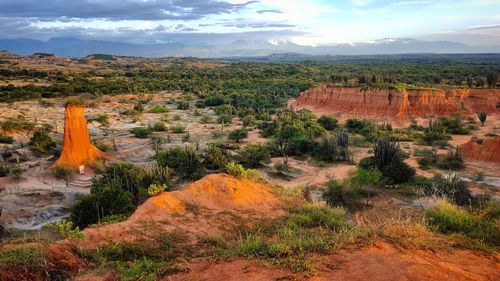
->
xmin=0 ymin=0 xmax=259 ymax=21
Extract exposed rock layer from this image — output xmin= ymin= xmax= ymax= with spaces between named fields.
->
xmin=461 ymin=137 xmax=500 ymax=164
xmin=292 ymin=84 xmax=500 ymax=119
xmin=55 ymin=105 xmax=102 ymax=167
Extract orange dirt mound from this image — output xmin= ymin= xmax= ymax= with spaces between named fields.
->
xmin=55 ymin=105 xmax=103 ymax=167
xmin=80 ymin=174 xmax=281 ymax=247
xmin=291 ymin=84 xmax=500 ymax=119
xmin=461 ymin=137 xmax=500 ymax=164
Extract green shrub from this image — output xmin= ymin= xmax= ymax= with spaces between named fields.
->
xmin=0 ymin=245 xmax=46 ymax=268
xmin=358 ymin=156 xmax=377 ymax=170
xmin=95 ymin=114 xmax=110 ymax=125
xmin=436 ymin=147 xmax=464 ymax=170
xmin=0 ymin=117 xmax=35 ymax=132
xmin=71 ymin=186 xmax=135 ymax=228
xmin=417 ymin=157 xmax=433 ymax=169
xmin=45 ymin=220 xmax=84 ymax=239
xmin=381 ymin=160 xmax=415 ymax=184
xmin=345 ymin=118 xmax=370 ymax=133
xmin=29 ymin=129 xmax=56 ymax=154
xmin=53 ymin=166 xmax=73 ymax=179
xmin=0 ymin=133 xmax=14 ymax=144
xmin=203 ymin=143 xmax=230 ymax=170
xmin=323 ymin=181 xmax=364 ymax=208
xmin=350 ymin=168 xmax=382 ymax=186
xmin=217 ymin=114 xmax=232 ymax=124
xmin=147 ymin=183 xmax=167 ymax=197
xmin=94 ymin=140 xmax=112 ymax=152
xmin=0 ymin=165 xmax=12 ymax=177
xmin=237 ymin=144 xmax=271 ymax=168
xmin=421 ymin=174 xmax=472 ymax=206
xmin=426 ymin=200 xmax=498 ymax=245
xmin=228 ymin=128 xmax=248 ymax=143
xmin=129 ymin=127 xmax=152 ymax=138
xmin=224 ymin=162 xmax=261 ymax=180
xmin=170 ymin=124 xmax=186 ymax=133
xmin=149 ymin=104 xmax=169 ymax=113
xmin=177 ymin=100 xmax=190 ymax=110
xmin=242 ymin=115 xmax=257 ymax=127
xmin=156 ymin=146 xmax=205 ymax=180
xmin=437 ymin=114 xmax=469 ymax=135
xmin=317 ymin=115 xmax=338 ymax=130
xmin=152 ymin=122 xmax=167 ymax=132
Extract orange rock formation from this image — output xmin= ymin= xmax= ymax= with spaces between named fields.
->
xmin=292 ymin=84 xmax=500 ymax=119
xmin=55 ymin=105 xmax=102 ymax=167
xmin=461 ymin=137 xmax=500 ymax=164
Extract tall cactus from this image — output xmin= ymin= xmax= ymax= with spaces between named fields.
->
xmin=336 ymin=130 xmax=350 ymax=161
xmin=373 ymin=137 xmax=401 ymax=170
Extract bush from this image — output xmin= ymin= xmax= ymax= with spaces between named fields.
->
xmin=129 ymin=127 xmax=152 ymax=138
xmin=0 ymin=165 xmax=12 ymax=177
xmin=322 ymin=181 xmax=363 ymax=208
xmin=177 ymin=100 xmax=190 ymax=110
xmin=358 ymin=157 xmax=376 ymax=170
xmin=203 ymin=143 xmax=230 ymax=170
xmin=94 ymin=140 xmax=112 ymax=152
xmin=0 ymin=133 xmax=14 ymax=144
xmin=29 ymin=129 xmax=56 ymax=154
xmin=225 ymin=162 xmax=261 ymax=180
xmin=350 ymin=168 xmax=382 ymax=186
xmin=436 ymin=147 xmax=464 ymax=170
xmin=417 ymin=157 xmax=433 ymax=169
xmin=317 ymin=115 xmax=338 ymax=131
xmin=228 ymin=128 xmax=248 ymax=143
xmin=147 ymin=183 xmax=167 ymax=197
xmin=149 ymin=104 xmax=169 ymax=113
xmin=0 ymin=117 xmax=35 ymax=132
xmin=70 ymin=186 xmax=135 ymax=229
xmin=170 ymin=124 xmax=186 ymax=133
xmin=381 ymin=160 xmax=415 ymax=184
xmin=237 ymin=144 xmax=271 ymax=168
xmin=421 ymin=174 xmax=472 ymax=206
xmin=345 ymin=118 xmax=369 ymax=133
xmin=152 ymin=122 xmax=167 ymax=132
xmin=426 ymin=199 xmax=498 ymax=245
xmin=95 ymin=114 xmax=109 ymax=126
xmin=156 ymin=146 xmax=205 ymax=180
xmin=53 ymin=166 xmax=73 ymax=180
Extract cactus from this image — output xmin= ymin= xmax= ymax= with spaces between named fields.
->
xmin=373 ymin=137 xmax=401 ymax=170
xmin=336 ymin=130 xmax=349 ymax=148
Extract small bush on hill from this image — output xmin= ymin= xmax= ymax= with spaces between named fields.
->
xmin=156 ymin=146 xmax=205 ymax=180
xmin=436 ymin=147 xmax=464 ymax=170
xmin=203 ymin=143 xmax=230 ymax=170
xmin=381 ymin=160 xmax=415 ymax=184
xmin=426 ymin=199 xmax=499 ymax=246
xmin=147 ymin=183 xmax=167 ymax=197
xmin=29 ymin=129 xmax=56 ymax=154
xmin=225 ymin=162 xmax=261 ymax=180
xmin=228 ymin=128 xmax=248 ymax=143
xmin=317 ymin=115 xmax=338 ymax=130
xmin=129 ymin=127 xmax=152 ymax=138
xmin=53 ymin=166 xmax=73 ymax=180
xmin=149 ymin=104 xmax=169 ymax=113
xmin=237 ymin=144 xmax=271 ymax=168
xmin=170 ymin=124 xmax=186 ymax=133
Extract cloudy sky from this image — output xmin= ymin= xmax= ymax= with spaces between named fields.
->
xmin=1 ymin=0 xmax=499 ymax=46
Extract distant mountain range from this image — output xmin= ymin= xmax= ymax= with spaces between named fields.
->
xmin=0 ymin=37 xmax=499 ymax=58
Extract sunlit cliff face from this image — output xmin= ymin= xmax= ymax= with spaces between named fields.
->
xmin=293 ymin=85 xmax=500 ymax=119
xmin=55 ymin=105 xmax=102 ymax=167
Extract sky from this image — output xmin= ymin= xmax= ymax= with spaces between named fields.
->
xmin=0 ymin=0 xmax=499 ymax=46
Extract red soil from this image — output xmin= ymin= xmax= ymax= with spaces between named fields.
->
xmin=168 ymin=241 xmax=500 ymax=281
xmin=78 ymin=174 xmax=282 ymax=248
xmin=291 ymin=84 xmax=500 ymax=119
xmin=461 ymin=137 xmax=500 ymax=164
xmin=55 ymin=105 xmax=103 ymax=167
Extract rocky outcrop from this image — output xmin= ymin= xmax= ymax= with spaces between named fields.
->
xmin=292 ymin=84 xmax=500 ymax=119
xmin=55 ymin=105 xmax=102 ymax=167
xmin=461 ymin=137 xmax=500 ymax=164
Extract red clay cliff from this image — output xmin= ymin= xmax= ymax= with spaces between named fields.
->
xmin=291 ymin=84 xmax=500 ymax=119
